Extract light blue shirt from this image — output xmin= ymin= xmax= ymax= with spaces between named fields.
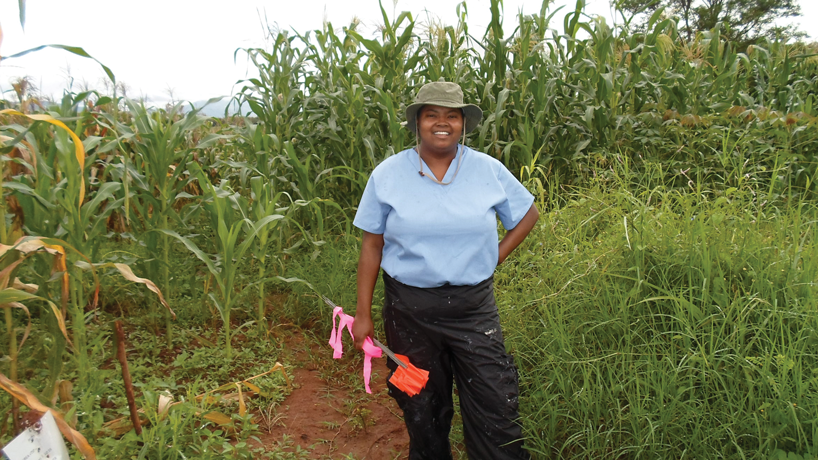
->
xmin=353 ymin=146 xmax=534 ymax=288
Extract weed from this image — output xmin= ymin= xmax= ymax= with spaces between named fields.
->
xmin=257 ymin=401 xmax=288 ymax=433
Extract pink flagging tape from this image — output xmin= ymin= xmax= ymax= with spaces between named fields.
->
xmin=329 ymin=306 xmax=383 ymax=393
xmin=329 ymin=306 xmax=353 ymax=359
xmin=360 ymin=339 xmax=381 ymax=394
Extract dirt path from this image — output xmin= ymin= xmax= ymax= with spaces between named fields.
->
xmin=256 ymin=330 xmax=409 ymax=459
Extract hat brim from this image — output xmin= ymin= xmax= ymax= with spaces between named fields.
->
xmin=405 ymin=103 xmax=483 ymax=134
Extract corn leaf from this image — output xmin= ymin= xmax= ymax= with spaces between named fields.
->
xmin=16 ymin=0 xmax=25 ymax=28
xmin=236 ymin=383 xmax=246 ymax=416
xmin=0 ymin=373 xmax=96 ymax=459
xmin=12 ymin=278 xmax=37 ymax=294
xmin=0 ymin=288 xmax=72 ymax=349
xmin=202 ymin=411 xmax=232 ymax=426
xmin=3 ymin=45 xmax=114 ymax=84
xmin=159 ymin=229 xmax=219 ymax=278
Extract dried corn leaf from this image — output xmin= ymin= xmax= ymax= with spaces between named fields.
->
xmin=0 ymin=287 xmax=72 ymax=349
xmin=195 ymin=362 xmax=289 ymax=402
xmin=112 ymin=263 xmax=173 ymax=318
xmin=46 ymin=297 xmax=72 ymax=348
xmin=217 ymin=391 xmax=256 ymax=403
xmin=0 ymin=135 xmax=37 ymax=175
xmin=242 ymin=381 xmax=262 ymax=394
xmin=157 ymin=393 xmax=173 ymax=417
xmin=0 ymin=373 xmax=95 ymax=459
xmin=101 ymin=413 xmax=149 ymax=437
xmin=74 ymin=261 xmax=174 ymax=318
xmin=103 ymin=363 xmax=290 ymax=437
xmin=0 ymin=257 xmax=28 ymax=284
xmin=202 ymin=411 xmax=232 ymax=425
xmin=12 ymin=277 xmax=38 ymax=293
xmin=13 ymin=238 xmax=64 ymax=256
xmin=236 ymin=383 xmax=246 ymax=417
xmin=0 ymin=237 xmax=71 ymax=317
xmin=236 ymin=362 xmax=289 ymax=390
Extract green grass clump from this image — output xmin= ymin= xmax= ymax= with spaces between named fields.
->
xmin=497 ymin=183 xmax=818 ymax=459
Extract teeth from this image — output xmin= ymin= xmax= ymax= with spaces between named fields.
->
xmin=433 ymin=131 xmax=450 ymax=135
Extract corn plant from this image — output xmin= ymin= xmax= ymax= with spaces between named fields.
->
xmin=248 ymin=176 xmax=285 ymax=330
xmin=110 ymin=99 xmax=227 ymax=346
xmin=1 ymin=109 xmax=102 ymax=377
xmin=0 ymin=112 xmax=171 ymax=440
xmin=236 ymin=32 xmax=307 ymax=145
xmin=237 ymin=0 xmax=815 ymax=200
xmin=162 ymin=163 xmax=284 ymax=358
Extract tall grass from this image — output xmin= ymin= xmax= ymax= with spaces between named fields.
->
xmin=497 ymin=169 xmax=818 ymax=458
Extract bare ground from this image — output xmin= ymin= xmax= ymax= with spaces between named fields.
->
xmin=255 ymin=330 xmax=410 ymax=459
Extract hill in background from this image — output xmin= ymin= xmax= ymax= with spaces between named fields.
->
xmin=189 ymin=97 xmax=246 ymax=118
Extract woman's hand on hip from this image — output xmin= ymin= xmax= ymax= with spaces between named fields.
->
xmin=498 ymin=204 xmax=540 ymax=264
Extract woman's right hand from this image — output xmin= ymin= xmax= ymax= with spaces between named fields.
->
xmin=352 ymin=313 xmax=374 ymax=350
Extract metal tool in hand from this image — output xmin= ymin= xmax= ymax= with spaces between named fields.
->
xmin=372 ymin=338 xmax=407 ymax=368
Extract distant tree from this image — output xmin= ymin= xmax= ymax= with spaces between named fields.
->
xmin=616 ymin=0 xmax=803 ymax=49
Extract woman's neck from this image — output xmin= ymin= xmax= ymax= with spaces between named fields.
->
xmin=417 ymin=144 xmax=460 ymax=182
xmin=419 ymin=143 xmax=458 ymax=162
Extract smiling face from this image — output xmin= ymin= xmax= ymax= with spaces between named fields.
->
xmin=417 ymin=105 xmax=464 ymax=157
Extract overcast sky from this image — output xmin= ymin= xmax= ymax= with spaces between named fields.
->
xmin=1 ymin=0 xmax=815 ymax=106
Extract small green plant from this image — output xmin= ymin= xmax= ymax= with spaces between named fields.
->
xmin=248 ymin=176 xmax=286 ymax=330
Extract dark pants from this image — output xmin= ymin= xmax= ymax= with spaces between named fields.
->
xmin=382 ymin=273 xmax=530 ymax=460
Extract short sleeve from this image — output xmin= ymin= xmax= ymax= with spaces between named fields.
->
xmin=353 ymin=174 xmax=390 ymax=234
xmin=493 ymin=165 xmax=535 ymax=230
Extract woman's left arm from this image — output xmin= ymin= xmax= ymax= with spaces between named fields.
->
xmin=498 ymin=204 xmax=540 ymax=265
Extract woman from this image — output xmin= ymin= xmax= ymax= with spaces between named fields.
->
xmin=351 ymin=81 xmax=538 ymax=459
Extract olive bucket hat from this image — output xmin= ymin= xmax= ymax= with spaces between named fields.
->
xmin=404 ymin=81 xmax=483 ymax=134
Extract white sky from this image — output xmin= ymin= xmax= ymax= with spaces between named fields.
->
xmin=0 ymin=0 xmax=815 ymax=105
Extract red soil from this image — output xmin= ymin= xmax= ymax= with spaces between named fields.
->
xmin=256 ymin=332 xmax=410 ymax=459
